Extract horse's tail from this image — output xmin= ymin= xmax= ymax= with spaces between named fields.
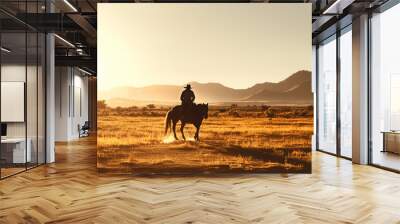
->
xmin=164 ymin=110 xmax=173 ymax=135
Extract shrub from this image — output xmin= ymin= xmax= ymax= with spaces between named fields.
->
xmin=265 ymin=108 xmax=276 ymax=118
xmin=219 ymin=108 xmax=228 ymax=113
xmin=261 ymin=105 xmax=270 ymax=111
xmin=229 ymin=110 xmax=240 ymax=117
xmin=146 ymin=104 xmax=156 ymax=109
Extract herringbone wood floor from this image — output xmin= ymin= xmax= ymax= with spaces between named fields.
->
xmin=1 ymin=137 xmax=400 ymax=224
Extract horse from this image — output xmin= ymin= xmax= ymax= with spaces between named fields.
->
xmin=164 ymin=103 xmax=208 ymax=141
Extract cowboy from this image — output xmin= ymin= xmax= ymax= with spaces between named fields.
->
xmin=180 ymin=84 xmax=195 ymax=114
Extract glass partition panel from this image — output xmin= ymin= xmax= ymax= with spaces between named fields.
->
xmin=317 ymin=36 xmax=337 ymax=154
xmin=27 ymin=31 xmax=38 ymax=169
xmin=1 ymin=32 xmax=27 ymax=177
xmin=371 ymin=4 xmax=400 ymax=171
xmin=38 ymin=33 xmax=46 ymax=165
xmin=339 ymin=28 xmax=352 ymax=158
xmin=0 ymin=1 xmax=46 ymax=179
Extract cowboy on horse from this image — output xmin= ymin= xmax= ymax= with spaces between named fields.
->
xmin=164 ymin=84 xmax=208 ymax=141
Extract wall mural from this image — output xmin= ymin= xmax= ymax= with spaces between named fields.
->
xmin=97 ymin=4 xmax=313 ymax=174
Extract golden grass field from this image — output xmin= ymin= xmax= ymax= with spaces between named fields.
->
xmin=97 ymin=104 xmax=313 ymax=174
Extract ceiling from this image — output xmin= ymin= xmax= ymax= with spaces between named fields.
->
xmin=0 ymin=0 xmax=391 ymax=75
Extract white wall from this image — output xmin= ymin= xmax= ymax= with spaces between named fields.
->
xmin=72 ymin=73 xmax=89 ymax=138
xmin=55 ymin=67 xmax=70 ymax=141
xmin=1 ymin=65 xmax=27 ymax=139
xmin=55 ymin=67 xmax=89 ymax=141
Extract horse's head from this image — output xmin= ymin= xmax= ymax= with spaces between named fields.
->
xmin=200 ymin=103 xmax=209 ymax=119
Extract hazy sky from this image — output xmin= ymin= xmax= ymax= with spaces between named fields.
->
xmin=98 ymin=4 xmax=311 ymax=91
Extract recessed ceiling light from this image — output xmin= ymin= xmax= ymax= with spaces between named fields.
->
xmin=78 ymin=67 xmax=93 ymax=76
xmin=54 ymin=34 xmax=75 ymax=48
xmin=63 ymin=0 xmax=78 ymax=12
xmin=322 ymin=0 xmax=349 ymax=15
xmin=322 ymin=0 xmax=340 ymax=14
xmin=1 ymin=47 xmax=11 ymax=53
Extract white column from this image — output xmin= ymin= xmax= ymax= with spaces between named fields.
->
xmin=312 ymin=45 xmax=317 ymax=151
xmin=352 ymin=14 xmax=369 ymax=164
xmin=46 ymin=33 xmax=56 ymax=163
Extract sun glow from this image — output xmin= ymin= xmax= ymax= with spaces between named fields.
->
xmin=162 ymin=135 xmax=197 ymax=144
xmin=98 ymin=4 xmax=311 ymax=91
xmin=162 ymin=135 xmax=176 ymax=144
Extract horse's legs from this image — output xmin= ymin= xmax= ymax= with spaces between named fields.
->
xmin=194 ymin=124 xmax=200 ymax=141
xmin=180 ymin=122 xmax=186 ymax=141
xmin=172 ymin=120 xmax=178 ymax=140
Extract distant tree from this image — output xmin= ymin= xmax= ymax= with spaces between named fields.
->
xmin=114 ymin=106 xmax=123 ymax=115
xmin=147 ymin=104 xmax=156 ymax=109
xmin=97 ymin=100 xmax=107 ymax=109
xmin=231 ymin=104 xmax=238 ymax=109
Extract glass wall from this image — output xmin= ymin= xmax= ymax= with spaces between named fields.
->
xmin=339 ymin=27 xmax=352 ymax=158
xmin=27 ymin=31 xmax=38 ymax=169
xmin=1 ymin=31 xmax=28 ymax=177
xmin=370 ymin=3 xmax=400 ymax=171
xmin=316 ymin=24 xmax=354 ymax=159
xmin=0 ymin=3 xmax=46 ymax=179
xmin=317 ymin=35 xmax=337 ymax=154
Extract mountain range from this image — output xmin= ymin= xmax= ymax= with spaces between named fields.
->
xmin=99 ymin=70 xmax=312 ymax=107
